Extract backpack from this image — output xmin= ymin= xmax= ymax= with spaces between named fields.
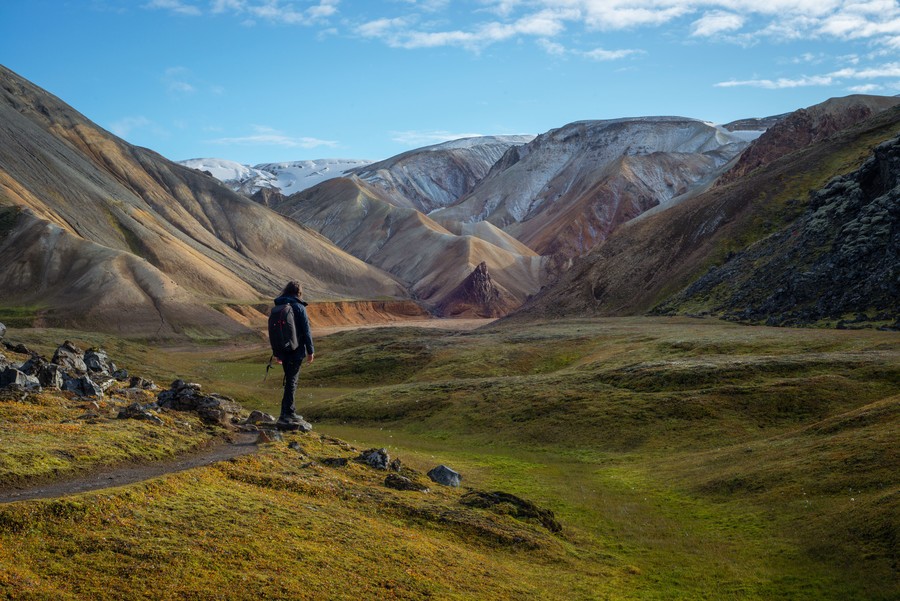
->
xmin=268 ymin=303 xmax=298 ymax=357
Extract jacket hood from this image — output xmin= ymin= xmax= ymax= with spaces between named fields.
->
xmin=274 ymin=295 xmax=308 ymax=307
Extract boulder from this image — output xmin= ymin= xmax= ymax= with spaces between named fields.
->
xmin=0 ymin=322 xmax=5 ymax=341
xmin=156 ymin=380 xmax=242 ymax=425
xmin=62 ymin=375 xmax=103 ymax=398
xmin=117 ymin=402 xmax=163 ymax=425
xmin=256 ymin=429 xmax=283 ymax=444
xmin=358 ymin=448 xmax=390 ymax=470
xmin=0 ymin=367 xmax=39 ymax=390
xmin=84 ymin=348 xmax=116 ymax=376
xmin=112 ymin=368 xmax=129 ymax=381
xmin=128 ymin=376 xmax=156 ymax=390
xmin=243 ymin=410 xmax=277 ymax=425
xmin=460 ymin=491 xmax=562 ymax=533
xmin=0 ymin=352 xmax=7 ymax=370
xmin=3 ymin=341 xmax=30 ymax=354
xmin=52 ymin=341 xmax=87 ymax=373
xmin=427 ymin=465 xmax=462 ymax=487
xmin=389 ymin=458 xmax=403 ymax=472
xmin=37 ymin=363 xmax=65 ymax=389
xmin=321 ymin=457 xmax=349 ymax=468
xmin=384 ymin=473 xmax=429 ymax=492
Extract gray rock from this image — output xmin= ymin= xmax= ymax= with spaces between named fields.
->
xmin=358 ymin=448 xmax=390 ymax=470
xmin=112 ymin=368 xmax=129 ymax=381
xmin=256 ymin=429 xmax=283 ymax=443
xmin=0 ymin=352 xmax=7 ymax=370
xmin=62 ymin=375 xmax=103 ymax=398
xmin=389 ymin=458 xmax=403 ymax=472
xmin=84 ymin=349 xmax=116 ymax=376
xmin=0 ymin=322 xmax=5 ymax=342
xmin=244 ymin=410 xmax=277 ymax=425
xmin=321 ymin=457 xmax=349 ymax=468
xmin=235 ymin=423 xmax=259 ymax=433
xmin=117 ymin=402 xmax=163 ymax=425
xmin=52 ymin=341 xmax=88 ymax=373
xmin=1 ymin=367 xmax=31 ymax=388
xmin=3 ymin=341 xmax=30 ymax=354
xmin=427 ymin=465 xmax=462 ymax=487
xmin=37 ymin=363 xmax=65 ymax=389
xmin=385 ymin=473 xmax=429 ymax=492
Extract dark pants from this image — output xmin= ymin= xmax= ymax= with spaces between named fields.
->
xmin=280 ymin=354 xmax=303 ymax=418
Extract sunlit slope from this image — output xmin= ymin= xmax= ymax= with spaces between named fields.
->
xmin=276 ymin=177 xmax=546 ymax=311
xmin=516 ymin=104 xmax=900 ymax=321
xmin=0 ymin=65 xmax=405 ymax=334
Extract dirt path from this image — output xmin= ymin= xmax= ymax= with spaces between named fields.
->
xmin=0 ymin=433 xmax=259 ymax=504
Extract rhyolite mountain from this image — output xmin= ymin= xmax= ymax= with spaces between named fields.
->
xmin=431 ymin=118 xmax=757 ymax=258
xmin=267 ymin=177 xmax=546 ymax=313
xmin=346 ymin=135 xmax=534 ymax=213
xmin=515 ymin=97 xmax=900 ymax=327
xmin=179 ymin=157 xmax=373 ymax=197
xmin=0 ymin=65 xmax=406 ymax=335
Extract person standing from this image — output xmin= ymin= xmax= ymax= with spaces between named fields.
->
xmin=271 ymin=280 xmax=314 ymax=424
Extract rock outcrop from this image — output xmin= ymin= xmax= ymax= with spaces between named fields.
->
xmin=156 ymin=380 xmax=242 ymax=425
xmin=435 ymin=262 xmax=517 ymax=318
xmin=657 ymin=133 xmax=900 ymax=327
xmin=427 ymin=465 xmax=462 ymax=487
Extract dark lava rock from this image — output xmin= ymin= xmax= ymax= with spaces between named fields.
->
xmin=157 ymin=380 xmax=241 ymax=425
xmin=321 ymin=457 xmax=349 ymax=468
xmin=84 ymin=348 xmax=116 ymax=376
xmin=0 ymin=322 xmax=5 ymax=342
xmin=37 ymin=363 xmax=65 ymax=389
xmin=112 ymin=368 xmax=129 ymax=381
xmin=117 ymin=402 xmax=163 ymax=425
xmin=427 ymin=464 xmax=462 ymax=487
xmin=389 ymin=458 xmax=403 ymax=472
xmin=276 ymin=417 xmax=313 ymax=432
xmin=385 ymin=473 xmax=430 ymax=492
xmin=256 ymin=429 xmax=282 ymax=443
xmin=63 ymin=375 xmax=103 ymax=398
xmin=358 ymin=448 xmax=390 ymax=470
xmin=0 ymin=367 xmax=40 ymax=390
xmin=244 ymin=410 xmax=276 ymax=425
xmin=460 ymin=490 xmax=562 ymax=533
xmin=3 ymin=341 xmax=30 ymax=354
xmin=52 ymin=341 xmax=87 ymax=373
xmin=0 ymin=352 xmax=7 ymax=370
xmin=129 ymin=376 xmax=156 ymax=390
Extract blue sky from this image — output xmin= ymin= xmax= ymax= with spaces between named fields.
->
xmin=3 ymin=0 xmax=899 ymax=164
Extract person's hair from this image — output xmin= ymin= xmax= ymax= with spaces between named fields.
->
xmin=280 ymin=280 xmax=302 ymax=298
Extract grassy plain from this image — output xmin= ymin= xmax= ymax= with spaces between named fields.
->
xmin=0 ymin=317 xmax=897 ymax=599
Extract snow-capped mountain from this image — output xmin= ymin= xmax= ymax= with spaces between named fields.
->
xmin=179 ymin=157 xmax=373 ymax=196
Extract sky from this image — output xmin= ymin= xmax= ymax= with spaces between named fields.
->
xmin=2 ymin=0 xmax=899 ymax=164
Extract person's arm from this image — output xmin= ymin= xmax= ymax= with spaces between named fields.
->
xmin=297 ymin=304 xmax=314 ymax=363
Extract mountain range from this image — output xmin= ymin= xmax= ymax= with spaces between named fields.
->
xmin=2 ymin=62 xmax=899 ymax=334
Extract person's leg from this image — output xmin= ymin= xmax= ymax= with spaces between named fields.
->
xmin=280 ymin=356 xmax=302 ymax=418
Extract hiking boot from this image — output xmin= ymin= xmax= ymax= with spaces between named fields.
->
xmin=279 ymin=413 xmax=303 ymax=423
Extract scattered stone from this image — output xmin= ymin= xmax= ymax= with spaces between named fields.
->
xmin=112 ymin=368 xmax=129 ymax=381
xmin=129 ymin=376 xmax=156 ymax=390
xmin=321 ymin=457 xmax=349 ymax=468
xmin=3 ymin=341 xmax=30 ymax=354
xmin=384 ymin=473 xmax=429 ymax=492
xmin=243 ymin=410 xmax=277 ymax=425
xmin=235 ymin=424 xmax=259 ymax=433
xmin=427 ymin=465 xmax=462 ymax=487
xmin=52 ymin=341 xmax=87 ymax=373
xmin=389 ymin=458 xmax=403 ymax=472
xmin=84 ymin=348 xmax=116 ymax=376
xmin=116 ymin=402 xmax=163 ymax=425
xmin=256 ymin=429 xmax=282 ymax=444
xmin=0 ymin=367 xmax=40 ymax=390
xmin=63 ymin=375 xmax=103 ymax=398
xmin=0 ymin=352 xmax=7 ymax=370
xmin=460 ymin=491 xmax=562 ymax=533
xmin=0 ymin=322 xmax=5 ymax=342
xmin=36 ymin=363 xmax=65 ymax=389
xmin=358 ymin=448 xmax=390 ymax=470
xmin=276 ymin=416 xmax=313 ymax=432
xmin=287 ymin=441 xmax=301 ymax=451
xmin=156 ymin=381 xmax=242 ymax=425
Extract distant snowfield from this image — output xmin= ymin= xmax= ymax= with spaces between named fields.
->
xmin=179 ymin=157 xmax=373 ymax=195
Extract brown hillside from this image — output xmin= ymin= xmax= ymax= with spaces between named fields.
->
xmin=513 ymin=104 xmax=900 ymax=321
xmin=0 ymin=65 xmax=406 ymax=334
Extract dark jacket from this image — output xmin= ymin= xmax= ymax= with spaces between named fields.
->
xmin=274 ymin=295 xmax=314 ymax=358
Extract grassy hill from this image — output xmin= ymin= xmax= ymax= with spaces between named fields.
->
xmin=1 ymin=317 xmax=896 ymax=599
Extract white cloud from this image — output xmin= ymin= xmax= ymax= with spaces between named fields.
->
xmin=537 ymin=38 xmax=567 ymax=55
xmin=390 ymin=130 xmax=485 ymax=146
xmin=847 ymin=83 xmax=882 ymax=91
xmin=108 ymin=116 xmax=165 ymax=138
xmin=714 ymin=75 xmax=835 ymax=88
xmin=829 ymin=62 xmax=900 ymax=77
xmin=209 ymin=126 xmax=337 ymax=148
xmin=691 ymin=11 xmax=745 ymax=37
xmin=144 ymin=0 xmax=200 ymax=15
xmin=580 ymin=47 xmax=643 ymax=60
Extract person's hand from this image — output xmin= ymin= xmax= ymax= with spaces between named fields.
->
xmin=307 ymin=353 xmax=315 ymax=365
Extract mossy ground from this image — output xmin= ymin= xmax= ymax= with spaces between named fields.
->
xmin=0 ymin=317 xmax=897 ymax=599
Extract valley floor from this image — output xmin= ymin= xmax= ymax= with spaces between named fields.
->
xmin=0 ymin=317 xmax=897 ymax=600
